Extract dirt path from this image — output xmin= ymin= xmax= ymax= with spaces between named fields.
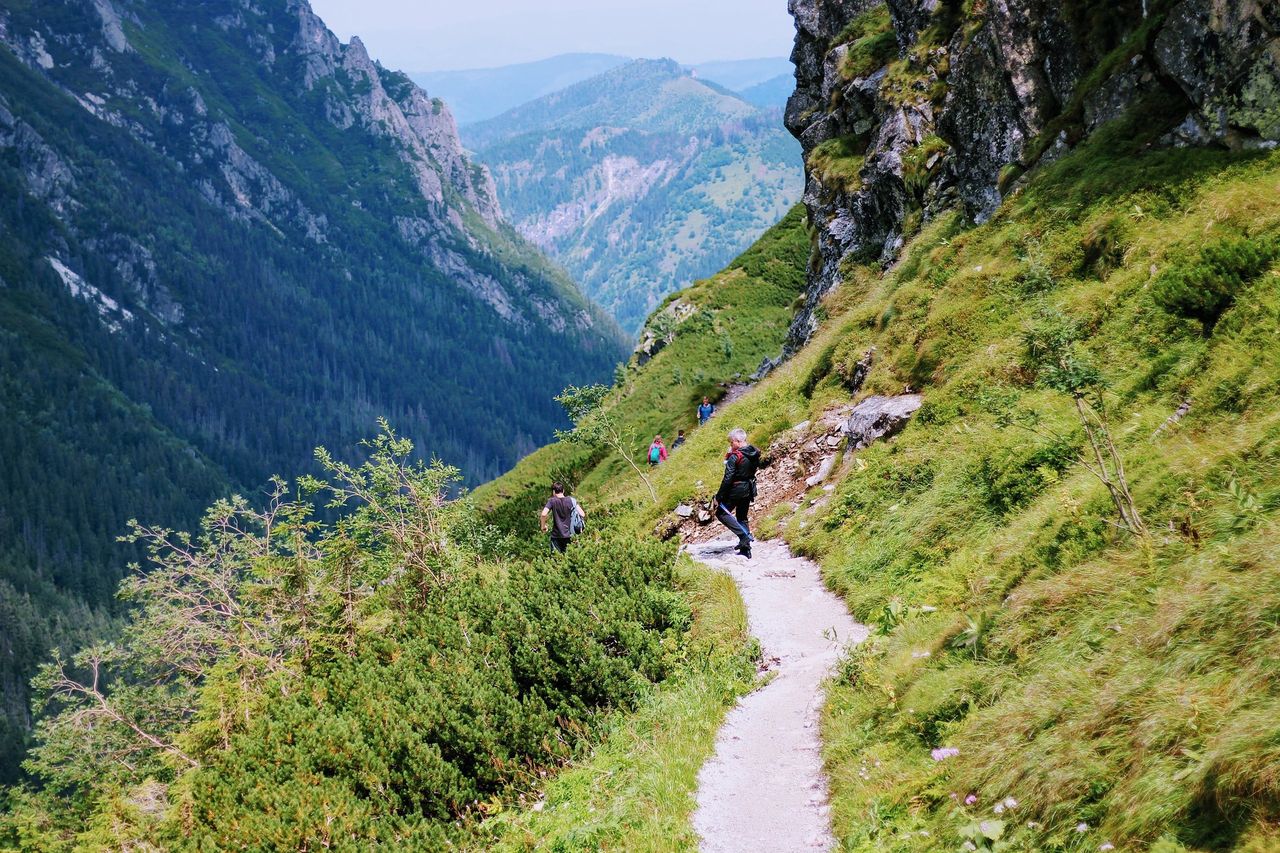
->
xmin=688 ymin=538 xmax=867 ymax=853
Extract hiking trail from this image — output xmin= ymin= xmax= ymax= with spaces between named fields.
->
xmin=687 ymin=538 xmax=867 ymax=852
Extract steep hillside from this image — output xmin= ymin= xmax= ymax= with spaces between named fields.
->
xmin=473 ymin=1 xmax=1280 ymax=849
xmin=464 ymin=59 xmax=803 ymax=333
xmin=408 ymin=53 xmax=631 ymax=125
xmin=779 ymin=0 xmax=1280 ymax=353
xmin=485 ymin=134 xmax=1280 ymax=853
xmin=4 ymin=0 xmax=1279 ymax=847
xmin=0 ymin=0 xmax=625 ymax=782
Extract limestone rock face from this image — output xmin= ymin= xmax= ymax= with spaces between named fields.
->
xmin=783 ymin=0 xmax=1280 ymax=352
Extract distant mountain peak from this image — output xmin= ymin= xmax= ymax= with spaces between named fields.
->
xmin=464 ymin=53 xmax=802 ymax=333
xmin=464 ymin=57 xmax=757 ymax=150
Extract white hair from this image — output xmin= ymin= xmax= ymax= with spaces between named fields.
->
xmin=728 ymin=428 xmax=747 ymax=443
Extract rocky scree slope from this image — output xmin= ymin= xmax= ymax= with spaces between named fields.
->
xmin=781 ymin=0 xmax=1280 ymax=353
xmin=465 ymin=59 xmax=803 ymax=333
xmin=0 ymin=0 xmax=624 ymax=782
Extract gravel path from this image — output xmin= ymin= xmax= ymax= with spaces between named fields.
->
xmin=688 ymin=538 xmax=867 ymax=853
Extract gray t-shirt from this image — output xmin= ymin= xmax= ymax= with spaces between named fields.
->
xmin=544 ymin=496 xmax=575 ymax=539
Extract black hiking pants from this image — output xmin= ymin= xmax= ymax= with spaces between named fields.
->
xmin=716 ymin=490 xmax=752 ymax=546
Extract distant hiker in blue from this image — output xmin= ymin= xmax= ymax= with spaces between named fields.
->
xmin=715 ymin=427 xmax=760 ymax=559
xmin=697 ymin=396 xmax=715 ymax=425
xmin=540 ymin=482 xmax=585 ymax=554
xmin=672 ymin=429 xmax=686 ymax=450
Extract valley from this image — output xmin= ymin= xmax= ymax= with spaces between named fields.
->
xmin=3 ymin=0 xmax=1280 ymax=849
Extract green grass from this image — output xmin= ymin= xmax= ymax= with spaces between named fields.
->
xmin=478 ymin=72 xmax=1280 ymax=849
xmin=774 ymin=126 xmax=1280 ymax=851
xmin=474 ymin=205 xmax=809 ymax=526
xmin=833 ymin=6 xmax=898 ymax=81
xmin=472 ymin=558 xmax=754 ymax=851
xmin=808 ymin=136 xmax=866 ymax=192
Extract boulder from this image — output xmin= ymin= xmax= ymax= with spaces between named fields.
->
xmin=845 ymin=393 xmax=923 ymax=451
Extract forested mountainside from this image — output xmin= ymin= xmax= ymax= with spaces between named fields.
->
xmin=464 ymin=59 xmax=803 ymax=333
xmin=0 ymin=0 xmax=624 ymax=784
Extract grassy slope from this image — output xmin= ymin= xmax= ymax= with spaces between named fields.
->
xmin=482 ymin=98 xmax=1280 ymax=850
xmin=781 ymin=128 xmax=1280 ymax=851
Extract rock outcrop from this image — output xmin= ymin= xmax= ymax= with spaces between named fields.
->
xmin=783 ymin=0 xmax=1280 ymax=353
xmin=843 ymin=393 xmax=923 ymax=450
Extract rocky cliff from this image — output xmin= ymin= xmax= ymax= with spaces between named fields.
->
xmin=783 ymin=0 xmax=1280 ymax=351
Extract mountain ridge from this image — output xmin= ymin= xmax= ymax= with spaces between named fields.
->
xmin=409 ymin=53 xmax=632 ymax=125
xmin=466 ymin=58 xmax=802 ymax=332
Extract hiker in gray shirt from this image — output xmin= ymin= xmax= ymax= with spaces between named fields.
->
xmin=540 ymin=482 xmax=585 ymax=554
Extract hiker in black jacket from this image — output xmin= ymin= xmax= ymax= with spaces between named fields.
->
xmin=715 ymin=427 xmax=760 ymax=559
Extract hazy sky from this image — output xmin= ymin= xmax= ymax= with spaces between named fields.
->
xmin=309 ymin=0 xmax=795 ymax=72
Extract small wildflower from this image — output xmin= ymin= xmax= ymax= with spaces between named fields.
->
xmin=962 ymin=843 xmax=977 ymax=852
xmin=931 ymin=746 xmax=960 ymax=761
xmin=1002 ymin=797 xmax=1018 ymax=809
xmin=1077 ymin=822 xmax=1090 ymax=833
xmin=911 ymin=650 xmax=932 ymax=658
xmin=965 ymin=794 xmax=978 ymax=805
xmin=1100 ymin=844 xmax=1115 ymax=851
xmin=1026 ymin=821 xmax=1041 ymax=830
xmin=949 ymin=792 xmax=958 ymax=801
xmin=920 ymin=605 xmax=937 ymax=612
xmin=993 ymin=803 xmax=1005 ymax=814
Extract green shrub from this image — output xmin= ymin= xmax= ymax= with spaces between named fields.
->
xmin=975 ymin=435 xmax=1079 ymax=516
xmin=182 ymin=535 xmax=684 ymax=845
xmin=1153 ymin=235 xmax=1277 ymax=334
xmin=8 ymin=428 xmax=690 ymax=848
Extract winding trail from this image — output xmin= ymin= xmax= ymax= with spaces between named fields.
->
xmin=688 ymin=539 xmax=867 ymax=853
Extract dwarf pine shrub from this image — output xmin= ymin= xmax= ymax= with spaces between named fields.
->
xmin=1153 ymin=234 xmax=1278 ymax=334
xmin=5 ymin=426 xmax=689 ymax=849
